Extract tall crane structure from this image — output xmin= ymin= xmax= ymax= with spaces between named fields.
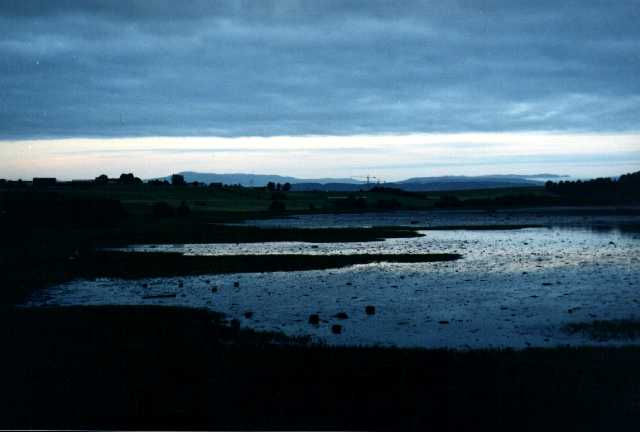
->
xmin=353 ymin=175 xmax=380 ymax=185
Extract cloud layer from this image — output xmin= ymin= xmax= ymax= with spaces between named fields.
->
xmin=2 ymin=0 xmax=640 ymax=139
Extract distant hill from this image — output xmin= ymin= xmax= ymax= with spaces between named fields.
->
xmin=292 ymin=175 xmax=564 ymax=192
xmin=519 ymin=174 xmax=567 ymax=179
xmin=399 ymin=175 xmax=564 ymax=185
xmin=158 ymin=172 xmax=362 ymax=187
xmin=545 ymin=170 xmax=640 ymax=204
xmin=391 ymin=175 xmax=558 ymax=191
xmin=155 ymin=172 xmax=565 ymax=191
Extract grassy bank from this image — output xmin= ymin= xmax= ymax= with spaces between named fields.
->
xmin=2 ymin=305 xmax=639 ymax=430
xmin=105 ymin=223 xmax=426 ymax=245
xmin=417 ymin=223 xmax=545 ymax=230
xmin=0 ymin=222 xmax=431 ymax=305
xmin=1 ymin=182 xmax=550 ymax=215
xmin=74 ymin=251 xmax=462 ymax=279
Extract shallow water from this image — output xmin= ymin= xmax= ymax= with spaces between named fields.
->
xmin=27 ymin=217 xmax=640 ymax=349
xmin=234 ymin=207 xmax=640 ymax=229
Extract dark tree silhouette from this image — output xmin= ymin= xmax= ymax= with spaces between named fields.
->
xmin=545 ymin=171 xmax=640 ymax=204
xmin=118 ymin=173 xmax=142 ymax=185
xmin=171 ymin=174 xmax=186 ymax=186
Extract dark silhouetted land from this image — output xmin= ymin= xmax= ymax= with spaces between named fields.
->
xmin=74 ymin=251 xmax=461 ymax=279
xmin=2 ymin=306 xmax=639 ymax=431
xmin=1 ymin=172 xmax=640 ymax=429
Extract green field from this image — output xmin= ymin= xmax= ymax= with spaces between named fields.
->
xmin=6 ymin=182 xmax=549 ymax=215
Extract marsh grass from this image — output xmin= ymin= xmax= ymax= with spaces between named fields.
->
xmin=2 ymin=305 xmax=640 ymax=430
xmin=0 ymin=220 xmax=427 ymax=304
xmin=416 ymin=224 xmax=544 ymax=230
xmin=75 ymin=251 xmax=462 ymax=279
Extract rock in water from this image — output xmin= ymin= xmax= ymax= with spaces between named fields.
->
xmin=331 ymin=324 xmax=343 ymax=334
xmin=365 ymin=305 xmax=376 ymax=315
xmin=308 ymin=314 xmax=320 ymax=325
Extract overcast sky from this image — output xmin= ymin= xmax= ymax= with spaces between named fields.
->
xmin=1 ymin=1 xmax=639 ymax=180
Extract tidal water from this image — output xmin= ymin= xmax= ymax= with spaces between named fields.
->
xmin=234 ymin=207 xmax=640 ymax=229
xmin=26 ymin=211 xmax=640 ymax=349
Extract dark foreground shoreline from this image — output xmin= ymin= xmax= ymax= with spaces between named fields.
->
xmin=2 ymin=305 xmax=639 ymax=431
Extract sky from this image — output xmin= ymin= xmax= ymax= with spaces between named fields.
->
xmin=1 ymin=0 xmax=639 ymax=180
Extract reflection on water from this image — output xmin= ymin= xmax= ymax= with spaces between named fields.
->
xmin=113 ymin=225 xmax=640 ymax=261
xmin=26 ymin=212 xmax=640 ymax=349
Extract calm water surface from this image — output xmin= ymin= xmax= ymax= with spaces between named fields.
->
xmin=26 ymin=211 xmax=640 ymax=349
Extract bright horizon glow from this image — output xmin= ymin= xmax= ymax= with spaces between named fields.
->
xmin=2 ymin=132 xmax=640 ymax=182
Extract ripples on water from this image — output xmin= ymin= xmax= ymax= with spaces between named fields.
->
xmin=26 ymin=211 xmax=640 ymax=349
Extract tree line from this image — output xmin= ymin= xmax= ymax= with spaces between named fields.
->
xmin=545 ymin=171 xmax=640 ymax=204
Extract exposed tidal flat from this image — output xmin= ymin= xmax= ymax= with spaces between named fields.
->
xmin=26 ymin=210 xmax=640 ymax=349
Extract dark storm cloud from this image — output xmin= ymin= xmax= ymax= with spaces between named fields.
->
xmin=1 ymin=0 xmax=639 ymax=139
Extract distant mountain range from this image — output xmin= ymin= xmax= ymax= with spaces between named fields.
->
xmin=159 ymin=172 xmax=361 ymax=186
xmin=157 ymin=171 xmax=568 ymax=192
